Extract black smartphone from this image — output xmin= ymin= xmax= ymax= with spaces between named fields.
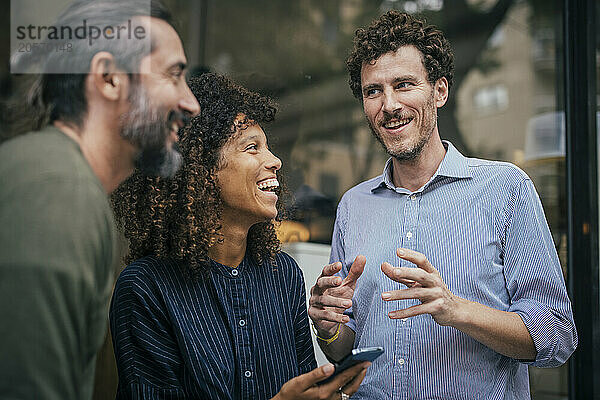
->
xmin=319 ymin=346 xmax=384 ymax=384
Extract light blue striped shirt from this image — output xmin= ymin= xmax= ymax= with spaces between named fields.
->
xmin=331 ymin=141 xmax=577 ymax=400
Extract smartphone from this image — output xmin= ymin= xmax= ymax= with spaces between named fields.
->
xmin=319 ymin=346 xmax=384 ymax=384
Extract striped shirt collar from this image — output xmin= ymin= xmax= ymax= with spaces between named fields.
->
xmin=209 ymin=255 xmax=250 ymax=278
xmin=372 ymin=140 xmax=472 ymax=193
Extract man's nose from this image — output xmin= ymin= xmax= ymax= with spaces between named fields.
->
xmin=180 ymin=83 xmax=201 ymax=116
xmin=382 ymin=90 xmax=401 ymax=114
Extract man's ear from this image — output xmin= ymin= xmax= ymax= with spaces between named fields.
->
xmin=88 ymin=51 xmax=128 ymax=102
xmin=434 ymin=77 xmax=449 ymax=108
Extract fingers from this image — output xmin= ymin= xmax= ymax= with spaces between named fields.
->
xmin=321 ymin=262 xmax=343 ymax=277
xmin=316 ymin=275 xmax=342 ymax=291
xmin=398 ymin=278 xmax=419 ymax=287
xmin=310 ymin=293 xmax=352 ymax=310
xmin=309 ymin=261 xmax=355 ymax=331
xmin=387 ymin=300 xmax=444 ymax=319
xmin=310 ymin=278 xmax=354 ymax=305
xmin=396 ymin=248 xmax=436 ymax=273
xmin=318 ymin=361 xmax=371 ymax=395
xmin=308 ymin=307 xmax=349 ymax=324
xmin=381 ymin=262 xmax=435 ymax=287
xmin=341 ymin=255 xmax=366 ymax=286
xmin=381 ymin=286 xmax=441 ymax=302
xmin=380 ymin=262 xmax=395 ymax=281
xmin=311 ymin=263 xmax=343 ymax=297
xmin=280 ymin=361 xmax=370 ymax=399
xmin=293 ymin=363 xmax=336 ymax=389
xmin=338 ymin=366 xmax=368 ymax=397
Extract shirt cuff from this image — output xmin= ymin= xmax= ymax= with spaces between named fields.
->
xmin=344 ymin=308 xmax=357 ymax=332
xmin=509 ymin=298 xmax=576 ymax=367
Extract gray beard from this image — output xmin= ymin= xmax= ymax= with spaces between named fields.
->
xmin=133 ymin=143 xmax=183 ymax=179
xmin=119 ymin=83 xmax=184 ymax=178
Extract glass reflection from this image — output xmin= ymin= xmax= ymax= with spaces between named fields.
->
xmin=161 ymin=0 xmax=573 ymax=396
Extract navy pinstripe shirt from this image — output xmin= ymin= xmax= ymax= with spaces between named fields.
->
xmin=331 ymin=141 xmax=577 ymax=400
xmin=110 ymin=252 xmax=316 ymax=399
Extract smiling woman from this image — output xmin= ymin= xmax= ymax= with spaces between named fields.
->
xmin=214 ymin=119 xmax=283 ymax=261
xmin=112 ymin=73 xmax=282 ymax=273
xmin=109 ymin=73 xmax=369 ymax=399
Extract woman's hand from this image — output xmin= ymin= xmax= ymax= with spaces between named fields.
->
xmin=272 ymin=362 xmax=369 ymax=400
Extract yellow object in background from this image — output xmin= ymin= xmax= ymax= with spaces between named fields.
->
xmin=276 ymin=220 xmax=310 ymax=243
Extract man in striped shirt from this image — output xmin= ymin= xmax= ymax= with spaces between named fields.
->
xmin=308 ymin=11 xmax=577 ymax=400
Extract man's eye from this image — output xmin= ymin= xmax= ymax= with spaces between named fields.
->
xmin=245 ymin=144 xmax=258 ymax=151
xmin=396 ymin=82 xmax=412 ymax=89
xmin=365 ymin=88 xmax=381 ymax=97
xmin=170 ymin=70 xmax=184 ymax=80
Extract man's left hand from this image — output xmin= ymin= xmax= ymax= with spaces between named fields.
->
xmin=380 ymin=247 xmax=466 ymax=326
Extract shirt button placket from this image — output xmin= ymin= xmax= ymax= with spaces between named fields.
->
xmin=232 ymin=268 xmax=254 ymax=397
xmin=404 ymin=193 xmax=419 ymax=251
xmin=400 ymin=193 xmax=419 ymax=400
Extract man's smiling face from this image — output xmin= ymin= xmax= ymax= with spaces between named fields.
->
xmin=361 ymin=45 xmax=446 ymax=161
xmin=120 ymin=17 xmax=200 ymax=177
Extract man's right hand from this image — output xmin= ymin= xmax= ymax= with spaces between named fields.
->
xmin=272 ymin=362 xmax=370 ymax=400
xmin=308 ymin=255 xmax=366 ymax=337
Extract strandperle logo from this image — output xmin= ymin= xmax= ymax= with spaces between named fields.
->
xmin=10 ymin=0 xmax=152 ymax=74
xmin=15 ymin=19 xmax=147 ymax=47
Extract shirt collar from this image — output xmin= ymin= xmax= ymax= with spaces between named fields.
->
xmin=210 ymin=255 xmax=250 ymax=278
xmin=371 ymin=140 xmax=472 ymax=192
xmin=436 ymin=141 xmax=472 ymax=179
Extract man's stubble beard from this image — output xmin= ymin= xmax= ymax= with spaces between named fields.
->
xmin=119 ymin=81 xmax=187 ymax=178
xmin=368 ymin=90 xmax=437 ymax=162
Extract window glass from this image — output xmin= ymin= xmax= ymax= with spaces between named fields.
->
xmin=168 ymin=0 xmax=569 ymax=393
xmin=596 ymin=0 xmax=600 ymax=357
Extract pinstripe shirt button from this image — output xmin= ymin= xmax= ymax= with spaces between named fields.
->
xmin=231 ymin=269 xmax=239 ymax=276
xmin=239 ymin=319 xmax=246 ymax=327
xmin=406 ymin=231 xmax=413 ymax=239
xmin=398 ymin=358 xmax=405 ymax=365
xmin=244 ymin=370 xmax=252 ymax=378
xmin=409 ymin=194 xmax=417 ymax=200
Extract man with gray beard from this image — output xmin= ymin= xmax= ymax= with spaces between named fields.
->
xmin=0 ymin=1 xmax=199 ymax=399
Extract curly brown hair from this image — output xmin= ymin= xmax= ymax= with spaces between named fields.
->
xmin=347 ymin=10 xmax=454 ymax=100
xmin=111 ymin=73 xmax=283 ymax=275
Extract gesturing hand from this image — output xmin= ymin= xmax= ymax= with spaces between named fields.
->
xmin=308 ymin=255 xmax=366 ymax=337
xmin=380 ymin=248 xmax=464 ymax=326
xmin=273 ymin=362 xmax=370 ymax=400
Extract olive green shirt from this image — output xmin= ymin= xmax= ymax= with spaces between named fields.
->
xmin=0 ymin=126 xmax=117 ymax=399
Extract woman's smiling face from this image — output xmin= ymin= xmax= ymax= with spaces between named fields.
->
xmin=215 ymin=117 xmax=282 ymax=228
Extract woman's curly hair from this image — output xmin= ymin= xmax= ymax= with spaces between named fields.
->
xmin=347 ymin=10 xmax=454 ymax=100
xmin=111 ymin=72 xmax=283 ymax=275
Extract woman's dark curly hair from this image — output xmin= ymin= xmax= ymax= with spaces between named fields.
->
xmin=111 ymin=72 xmax=282 ymax=275
xmin=347 ymin=10 xmax=454 ymax=100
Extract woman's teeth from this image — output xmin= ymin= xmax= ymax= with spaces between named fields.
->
xmin=257 ymin=178 xmax=280 ymax=192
